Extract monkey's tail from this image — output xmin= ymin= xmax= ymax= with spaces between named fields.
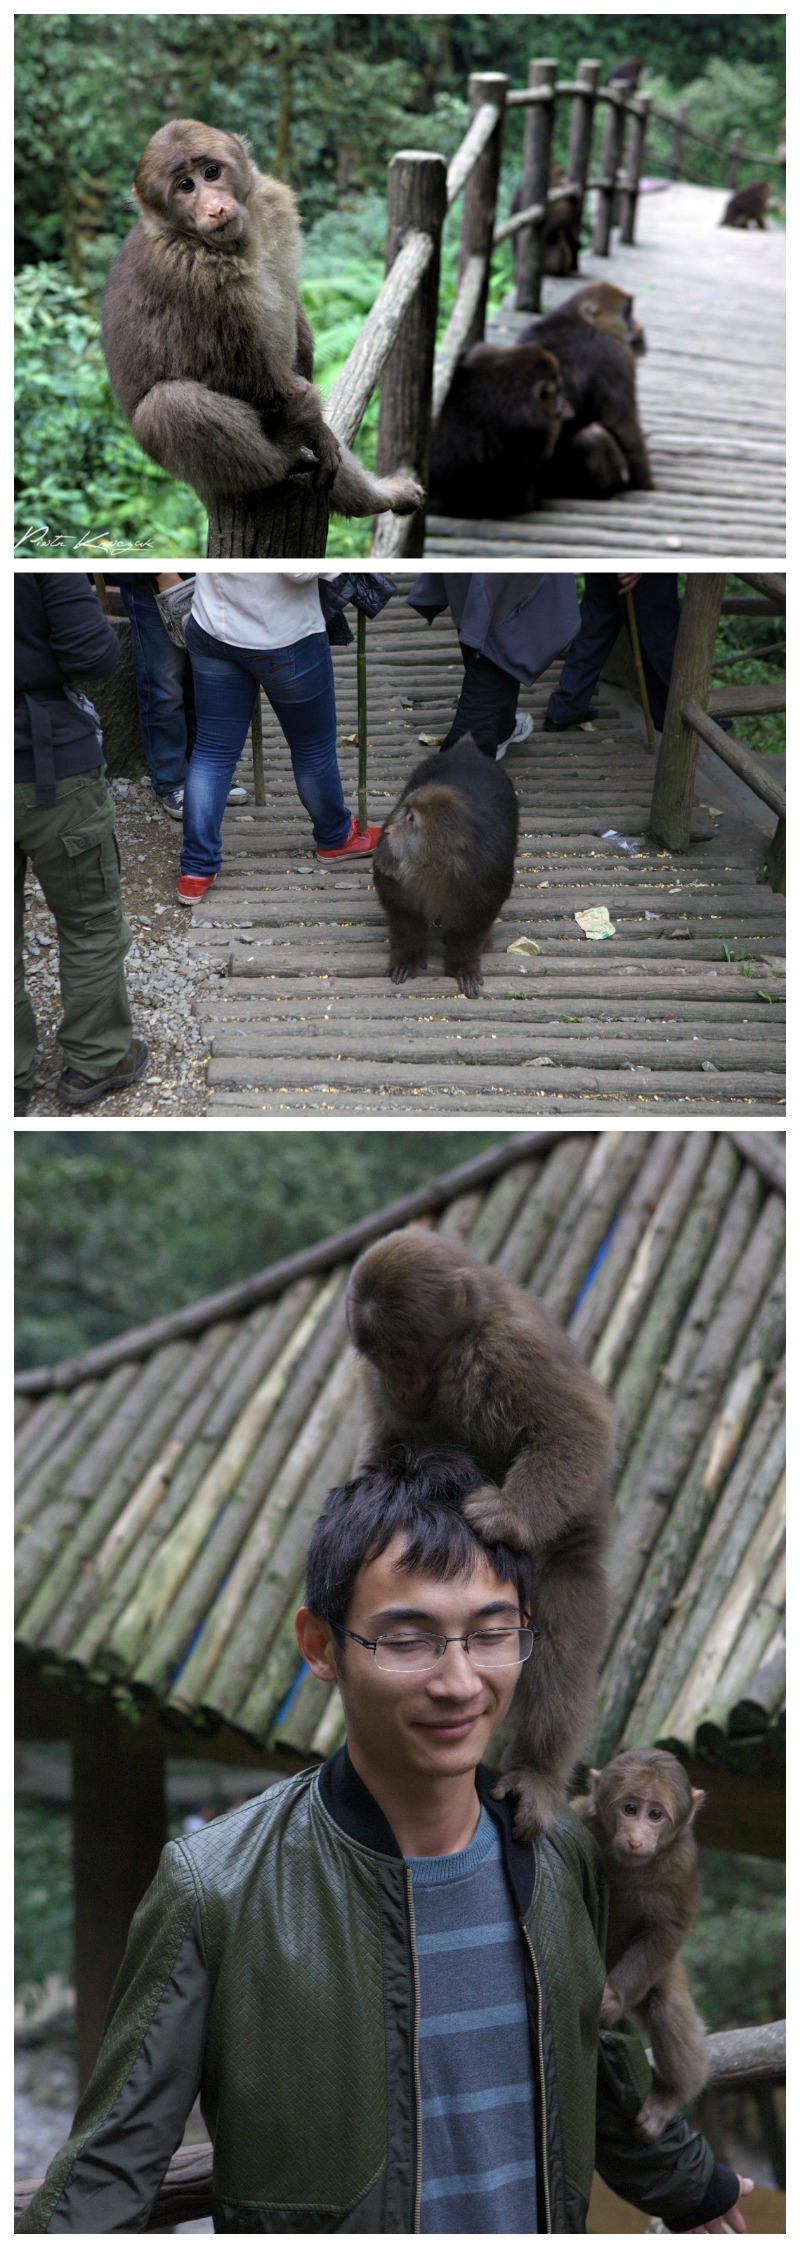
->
xmin=646 ymin=1958 xmax=709 ymax=2103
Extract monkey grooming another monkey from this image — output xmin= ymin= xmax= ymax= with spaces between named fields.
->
xmin=428 ymin=344 xmax=572 ymax=518
xmin=346 ymin=1228 xmax=614 ymax=1837
xmin=372 ymin=736 xmax=518 ymax=996
xmin=518 ymin=282 xmax=653 ymax=498
xmin=721 ymin=181 xmax=772 ymax=229
xmin=571 ymin=1749 xmax=709 ymax=2142
xmin=102 ymin=121 xmax=423 ymax=523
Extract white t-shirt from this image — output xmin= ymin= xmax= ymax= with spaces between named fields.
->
xmin=190 ymin=573 xmax=326 ymax=650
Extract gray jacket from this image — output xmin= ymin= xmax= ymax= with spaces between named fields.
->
xmin=407 ymin=573 xmax=580 ymax=683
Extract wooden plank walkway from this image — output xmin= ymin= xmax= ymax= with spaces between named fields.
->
xmin=425 ymin=184 xmax=785 ymax=559
xmin=184 ymin=589 xmax=785 ymax=1116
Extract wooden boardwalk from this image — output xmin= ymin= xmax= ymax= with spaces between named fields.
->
xmin=425 ymin=183 xmax=785 ymax=559
xmin=184 ymin=590 xmax=785 ymax=1116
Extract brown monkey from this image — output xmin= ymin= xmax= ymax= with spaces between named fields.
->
xmin=428 ymin=344 xmax=573 ymax=517
xmin=346 ymin=1228 xmax=614 ymax=1836
xmin=372 ymin=736 xmax=518 ymax=996
xmin=606 ymin=57 xmax=645 ymax=92
xmin=102 ymin=121 xmax=422 ymax=521
xmin=518 ymin=283 xmax=652 ymax=498
xmin=571 ymin=1749 xmax=709 ymax=2141
xmin=721 ymin=181 xmax=772 ymax=229
xmin=510 ymin=168 xmax=582 ymax=278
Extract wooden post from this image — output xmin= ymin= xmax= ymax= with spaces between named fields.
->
xmin=251 ymin=691 xmax=265 ymax=808
xmin=593 ymin=91 xmax=627 ymax=254
xmin=356 ymin=609 xmax=368 ymax=834
xmin=726 ymin=128 xmax=743 ymax=189
xmin=618 ymin=96 xmax=651 ymax=243
xmin=456 ymin=73 xmax=508 ymax=348
xmin=763 ymin=819 xmax=786 ymax=895
xmin=72 ymin=1704 xmax=166 ymax=2090
xmin=566 ymin=58 xmax=600 ymax=243
xmin=514 ymin=59 xmax=557 ymax=315
xmin=670 ymin=104 xmax=688 ymax=182
xmin=649 ymin=574 xmax=725 ymax=852
xmin=372 ymin=150 xmax=447 ymax=561
xmin=206 ymin=478 xmax=330 ymax=561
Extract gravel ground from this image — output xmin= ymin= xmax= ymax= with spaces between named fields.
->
xmin=18 ymin=778 xmax=224 ymax=1118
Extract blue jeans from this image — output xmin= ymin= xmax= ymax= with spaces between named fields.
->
xmin=181 ymin=622 xmax=349 ymax=876
xmin=118 ymin=582 xmax=196 ymax=793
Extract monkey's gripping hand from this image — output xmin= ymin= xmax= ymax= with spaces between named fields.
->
xmin=308 ymin=418 xmax=342 ymax=490
xmin=599 ymin=1978 xmax=625 ymax=2028
xmin=490 ymin=1768 xmax=567 ymax=1841
xmin=463 ymin=1484 xmax=528 ymax=1551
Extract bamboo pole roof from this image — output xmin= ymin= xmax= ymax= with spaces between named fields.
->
xmin=15 ymin=1132 xmax=785 ymax=1783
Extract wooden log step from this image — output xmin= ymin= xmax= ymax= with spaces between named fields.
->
xmin=206 ymin=1056 xmax=783 ymax=1098
xmin=208 ymin=1087 xmax=784 ymax=1116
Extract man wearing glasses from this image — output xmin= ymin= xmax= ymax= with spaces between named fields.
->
xmin=21 ymin=1448 xmax=751 ymax=2234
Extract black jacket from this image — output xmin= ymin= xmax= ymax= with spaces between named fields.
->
xmin=14 ymin=574 xmax=120 ymax=789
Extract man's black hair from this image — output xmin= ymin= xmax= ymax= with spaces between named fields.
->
xmin=304 ymin=1444 xmax=535 ymax=1631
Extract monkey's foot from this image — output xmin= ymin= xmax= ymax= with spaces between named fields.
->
xmin=453 ymin=967 xmax=484 ymax=998
xmin=463 ymin=1485 xmax=527 ymax=1550
xmin=490 ymin=1768 xmax=566 ymax=1841
xmin=634 ymin=2095 xmax=678 ymax=2144
xmin=389 ymin=959 xmax=427 ymax=984
xmin=385 ymin=473 xmax=424 ymax=516
xmin=311 ymin=423 xmax=342 ymax=489
xmin=599 ymin=1980 xmax=624 ymax=2029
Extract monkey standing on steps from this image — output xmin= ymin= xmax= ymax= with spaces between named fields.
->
xmin=571 ymin=1748 xmax=710 ymax=2142
xmin=346 ymin=1227 xmax=614 ymax=1838
xmin=102 ymin=121 xmax=423 ymax=523
xmin=372 ymin=735 xmax=518 ymax=997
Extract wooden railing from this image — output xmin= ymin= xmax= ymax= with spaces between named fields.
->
xmin=12 ymin=2020 xmax=786 ymax=2231
xmin=649 ymin=574 xmax=786 ymax=892
xmin=208 ymin=59 xmax=780 ymax=560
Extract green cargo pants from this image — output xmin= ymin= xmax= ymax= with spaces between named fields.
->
xmin=15 ymin=769 xmax=133 ymax=1093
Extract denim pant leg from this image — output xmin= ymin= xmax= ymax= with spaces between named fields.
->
xmin=439 ymin=646 xmax=519 ymax=758
xmin=182 ymin=624 xmax=259 ymax=877
xmin=119 ymin=583 xmax=192 ymax=792
xmin=260 ymin=633 xmax=349 ymax=849
xmin=546 ymin=576 xmax=622 ymax=726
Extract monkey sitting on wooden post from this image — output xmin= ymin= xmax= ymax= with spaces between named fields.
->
xmin=102 ymin=121 xmax=423 ymax=523
xmin=372 ymin=736 xmax=518 ymax=997
xmin=571 ymin=1748 xmax=710 ymax=2141
xmin=346 ymin=1227 xmax=614 ymax=1837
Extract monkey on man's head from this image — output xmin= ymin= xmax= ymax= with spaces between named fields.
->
xmin=571 ymin=1748 xmax=709 ymax=2141
xmin=102 ymin=121 xmax=423 ymax=524
xmin=346 ymin=1226 xmax=614 ymax=1838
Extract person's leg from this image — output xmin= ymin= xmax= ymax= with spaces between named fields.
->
xmin=14 ymin=805 xmax=38 ymax=1093
xmin=118 ymin=583 xmax=191 ymax=795
xmin=259 ymin=632 xmax=351 ymax=849
xmin=181 ymin=622 xmax=258 ymax=877
xmin=631 ymin=575 xmax=681 ymax=730
xmin=544 ymin=574 xmax=621 ymax=728
xmin=439 ymin=646 xmax=519 ymax=758
xmin=19 ymin=772 xmax=134 ymax=1078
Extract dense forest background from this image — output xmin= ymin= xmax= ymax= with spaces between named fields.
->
xmin=15 ymin=13 xmax=785 ymax=556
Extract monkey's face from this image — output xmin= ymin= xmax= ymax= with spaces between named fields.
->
xmin=578 ymin=286 xmax=646 ymax=355
xmin=529 ymin=350 xmax=575 ymax=455
xmin=605 ymin=1791 xmax=673 ymax=1863
xmin=376 ymin=1349 xmax=441 ymax=1413
xmin=374 ymin=802 xmax=420 ymax=874
xmin=167 ymin=158 xmax=248 ymax=243
xmin=135 ymin=128 xmax=252 ymax=246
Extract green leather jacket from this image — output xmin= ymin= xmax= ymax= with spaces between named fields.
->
xmin=19 ymin=1751 xmax=737 ymax=2233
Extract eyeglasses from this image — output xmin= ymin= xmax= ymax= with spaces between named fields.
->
xmin=338 ymin=1624 xmax=537 ymax=1674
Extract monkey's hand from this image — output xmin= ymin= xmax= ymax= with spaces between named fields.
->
xmin=491 ymin=1768 xmax=566 ymax=1841
xmin=309 ymin=419 xmax=342 ymax=489
xmin=634 ymin=2094 xmax=678 ymax=2145
xmin=463 ymin=1484 xmax=527 ymax=1551
xmin=599 ymin=1979 xmax=624 ymax=2029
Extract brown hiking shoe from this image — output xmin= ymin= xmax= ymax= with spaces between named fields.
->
xmin=56 ymin=1038 xmax=149 ymax=1109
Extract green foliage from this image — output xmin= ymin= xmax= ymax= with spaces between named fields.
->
xmin=686 ymin=1849 xmax=785 ymax=2031
xmin=14 ymin=262 xmax=205 ymax=557
xmin=14 ymin=1131 xmax=497 ymax=1369
xmin=15 ymin=1800 xmax=74 ymax=1994
xmin=713 ymin=586 xmax=785 ymax=758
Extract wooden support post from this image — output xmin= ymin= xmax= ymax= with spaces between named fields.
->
xmin=372 ymin=150 xmax=447 ymax=560
xmin=356 ymin=609 xmax=368 ymax=833
xmin=593 ymin=92 xmax=626 ymax=254
xmin=618 ymin=96 xmax=651 ymax=243
xmin=72 ymin=1704 xmax=166 ymax=2090
xmin=565 ymin=58 xmax=600 ymax=245
xmin=514 ymin=59 xmax=557 ymax=314
xmin=763 ymin=818 xmax=786 ymax=895
xmin=649 ymin=574 xmax=725 ymax=852
xmin=206 ymin=478 xmax=330 ymax=562
xmin=251 ymin=691 xmax=265 ymax=807
xmin=726 ymin=128 xmax=743 ymax=189
xmin=670 ymin=104 xmax=688 ymax=182
xmin=456 ymin=73 xmax=508 ymax=347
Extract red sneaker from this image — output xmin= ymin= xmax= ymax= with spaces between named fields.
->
xmin=177 ymin=873 xmax=217 ymax=905
xmin=316 ymin=818 xmax=382 ymax=862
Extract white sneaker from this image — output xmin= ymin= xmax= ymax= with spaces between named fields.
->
xmin=227 ymin=784 xmax=249 ymax=804
xmin=496 ymin=711 xmax=534 ymax=759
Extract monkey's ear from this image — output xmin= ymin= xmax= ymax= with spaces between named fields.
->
xmin=589 ymin=1768 xmax=602 ymax=1797
xmin=688 ymin=1787 xmax=706 ymax=1823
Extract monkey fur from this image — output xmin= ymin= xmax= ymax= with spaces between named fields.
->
xmin=721 ymin=181 xmax=772 ymax=229
xmin=571 ymin=1749 xmax=709 ymax=2141
xmin=102 ymin=120 xmax=423 ymax=521
xmin=346 ymin=1227 xmax=614 ymax=1837
xmin=428 ymin=344 xmax=573 ymax=517
xmin=372 ymin=736 xmax=518 ymax=997
xmin=518 ymin=282 xmax=653 ymax=497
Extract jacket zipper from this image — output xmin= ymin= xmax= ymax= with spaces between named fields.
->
xmin=522 ymin=1922 xmax=552 ymax=2233
xmin=403 ymin=1867 xmax=423 ymax=2233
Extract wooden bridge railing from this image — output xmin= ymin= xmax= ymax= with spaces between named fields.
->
xmin=13 ymin=2020 xmax=785 ymax=2230
xmin=649 ymin=574 xmax=786 ymax=892
xmin=207 ymin=56 xmax=781 ymax=560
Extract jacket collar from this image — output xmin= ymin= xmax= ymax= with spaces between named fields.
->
xmin=318 ymin=1744 xmax=536 ymax=1913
